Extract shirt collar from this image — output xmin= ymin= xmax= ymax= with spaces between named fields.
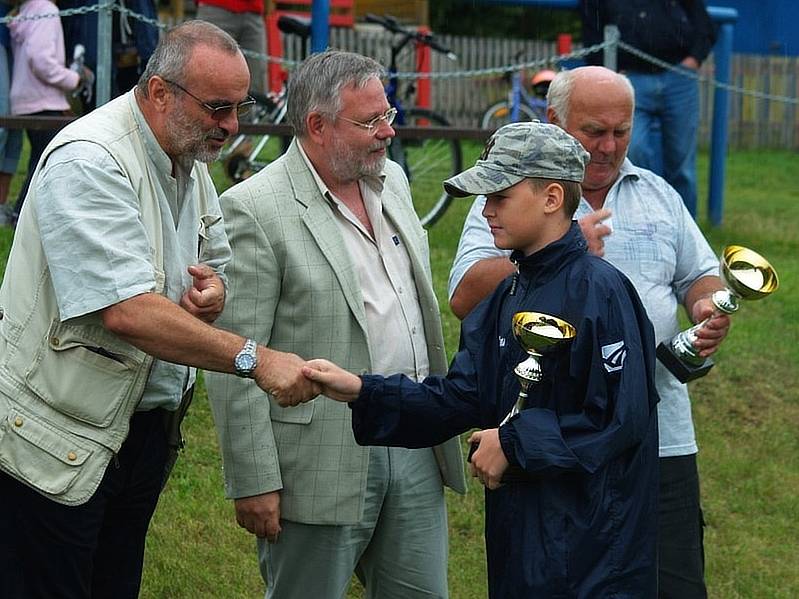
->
xmin=511 ymin=221 xmax=588 ymax=284
xmin=130 ymin=89 xmax=195 ymax=180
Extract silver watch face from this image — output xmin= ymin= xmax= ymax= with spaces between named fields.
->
xmin=235 ymin=353 xmax=256 ymax=373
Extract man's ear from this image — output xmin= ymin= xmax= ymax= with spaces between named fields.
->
xmin=306 ymin=112 xmax=327 ymax=144
xmin=147 ymin=77 xmax=170 ymax=113
xmin=543 ymin=182 xmax=564 ymax=214
xmin=546 ymin=106 xmax=559 ymax=126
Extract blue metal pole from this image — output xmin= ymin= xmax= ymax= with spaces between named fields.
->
xmin=511 ymin=70 xmax=521 ymax=121
xmin=310 ymin=0 xmax=330 ymax=54
xmin=707 ymin=7 xmax=738 ymax=226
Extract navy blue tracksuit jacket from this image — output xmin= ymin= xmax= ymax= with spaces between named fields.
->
xmin=352 ymin=223 xmax=660 ymax=598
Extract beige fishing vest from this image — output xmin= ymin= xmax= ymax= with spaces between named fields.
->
xmin=0 ymin=91 xmax=215 ymax=505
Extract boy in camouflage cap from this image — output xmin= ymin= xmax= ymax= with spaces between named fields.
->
xmin=444 ymin=121 xmax=588 ymax=198
xmin=302 ymin=121 xmax=660 ymax=596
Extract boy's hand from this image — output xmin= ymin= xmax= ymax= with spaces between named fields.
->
xmin=302 ymin=359 xmax=362 ymax=402
xmin=467 ymin=429 xmax=509 ymax=490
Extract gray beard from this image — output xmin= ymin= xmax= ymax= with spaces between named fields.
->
xmin=165 ymin=111 xmax=225 ymax=164
xmin=329 ymin=137 xmax=389 ymax=181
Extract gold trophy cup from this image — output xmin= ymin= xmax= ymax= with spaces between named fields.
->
xmin=468 ymin=312 xmax=576 ymax=482
xmin=500 ymin=312 xmax=577 ymax=425
xmin=656 ymin=245 xmax=779 ymax=383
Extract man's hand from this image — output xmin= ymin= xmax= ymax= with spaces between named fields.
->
xmin=577 ymin=208 xmax=612 ymax=257
xmin=301 ymin=359 xmax=363 ymax=402
xmin=467 ymin=429 xmax=509 ymax=490
xmin=180 ymin=264 xmax=225 ymax=323
xmin=255 ymin=348 xmax=320 ymax=407
xmin=234 ymin=492 xmax=282 ymax=543
xmin=690 ymin=296 xmax=731 ymax=358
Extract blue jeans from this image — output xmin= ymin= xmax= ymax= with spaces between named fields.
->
xmin=627 ymin=67 xmax=700 ymax=217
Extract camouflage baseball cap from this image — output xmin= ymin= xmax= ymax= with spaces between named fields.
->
xmin=443 ymin=121 xmax=589 ymax=197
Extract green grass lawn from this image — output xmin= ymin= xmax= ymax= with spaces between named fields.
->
xmin=1 ymin=147 xmax=797 ymax=598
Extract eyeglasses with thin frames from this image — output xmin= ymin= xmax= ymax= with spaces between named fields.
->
xmin=336 ymin=107 xmax=398 ymax=136
xmin=162 ymin=78 xmax=256 ymax=120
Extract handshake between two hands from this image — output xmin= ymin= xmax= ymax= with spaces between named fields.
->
xmin=255 ymin=352 xmax=362 ymax=408
xmin=256 ymin=350 xmax=512 ymax=490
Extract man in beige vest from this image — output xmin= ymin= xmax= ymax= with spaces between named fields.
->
xmin=0 ymin=21 xmax=315 ymax=599
xmin=206 ymin=50 xmax=466 ymax=599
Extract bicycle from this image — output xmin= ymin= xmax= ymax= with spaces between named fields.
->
xmin=480 ymin=57 xmax=554 ymax=130
xmin=218 ymin=15 xmax=306 ymax=183
xmin=365 ymin=14 xmax=462 ymax=227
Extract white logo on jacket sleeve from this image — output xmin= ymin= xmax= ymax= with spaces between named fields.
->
xmin=601 ymin=340 xmax=627 ymax=373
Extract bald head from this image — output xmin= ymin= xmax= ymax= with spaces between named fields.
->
xmin=546 ymin=67 xmax=635 ymax=208
xmin=547 ymin=66 xmax=634 ymax=125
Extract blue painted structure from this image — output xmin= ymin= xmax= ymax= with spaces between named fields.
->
xmin=710 ymin=0 xmax=799 ymax=56
xmin=310 ymin=0 xmax=330 ymax=53
xmin=707 ymin=7 xmax=737 ymax=226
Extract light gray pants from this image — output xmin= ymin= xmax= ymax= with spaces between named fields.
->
xmin=259 ymin=446 xmax=449 ymax=599
xmin=195 ymin=4 xmax=266 ymax=95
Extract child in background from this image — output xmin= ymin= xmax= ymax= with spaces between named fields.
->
xmin=303 ymin=122 xmax=661 ymax=598
xmin=9 ymin=0 xmax=91 ymax=222
xmin=0 ymin=0 xmax=21 ymax=225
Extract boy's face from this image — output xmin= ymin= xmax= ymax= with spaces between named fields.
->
xmin=482 ymin=180 xmax=550 ymax=256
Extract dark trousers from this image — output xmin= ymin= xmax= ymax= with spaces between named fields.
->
xmin=0 ymin=409 xmax=169 ymax=599
xmin=659 ymin=454 xmax=707 ymax=599
xmin=14 ymin=110 xmax=63 ymax=218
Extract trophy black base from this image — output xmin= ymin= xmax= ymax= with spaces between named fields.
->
xmin=656 ymin=341 xmax=714 ymax=383
xmin=467 ymin=442 xmax=532 ymax=484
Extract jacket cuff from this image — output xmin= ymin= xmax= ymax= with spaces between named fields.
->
xmin=498 ymin=424 xmax=520 ymax=467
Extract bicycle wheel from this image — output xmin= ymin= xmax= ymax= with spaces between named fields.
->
xmin=480 ymin=100 xmax=540 ymax=131
xmin=396 ymin=108 xmax=462 ymax=228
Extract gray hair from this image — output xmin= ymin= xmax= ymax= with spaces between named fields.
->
xmin=137 ymin=20 xmax=240 ymax=96
xmin=547 ymin=67 xmax=635 ymax=123
xmin=286 ymin=49 xmax=385 ymax=137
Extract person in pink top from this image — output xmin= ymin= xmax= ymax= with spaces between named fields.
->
xmin=9 ymin=0 xmax=91 ymax=221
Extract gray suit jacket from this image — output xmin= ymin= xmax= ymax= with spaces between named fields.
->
xmin=206 ymin=140 xmax=466 ymax=525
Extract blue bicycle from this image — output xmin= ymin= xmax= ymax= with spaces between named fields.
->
xmin=366 ymin=14 xmax=462 ymax=227
xmin=480 ymin=57 xmax=554 ymax=130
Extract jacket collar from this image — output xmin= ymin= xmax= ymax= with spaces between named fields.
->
xmin=510 ymin=221 xmax=587 ymax=285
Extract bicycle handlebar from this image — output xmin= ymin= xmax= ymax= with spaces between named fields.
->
xmin=364 ymin=13 xmax=457 ymax=60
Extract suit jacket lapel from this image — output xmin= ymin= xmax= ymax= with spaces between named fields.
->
xmin=381 ymin=185 xmax=447 ymax=373
xmin=283 ymin=141 xmax=370 ymax=337
xmin=382 ymin=187 xmax=430 ymax=302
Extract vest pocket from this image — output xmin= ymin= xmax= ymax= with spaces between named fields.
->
xmin=0 ymin=408 xmax=93 ymax=497
xmin=24 ymin=320 xmax=141 ymax=428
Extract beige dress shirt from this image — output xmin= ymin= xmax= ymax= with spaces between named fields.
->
xmin=298 ymin=143 xmax=430 ymax=381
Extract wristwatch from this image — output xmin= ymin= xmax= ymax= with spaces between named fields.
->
xmin=234 ymin=339 xmax=258 ymax=378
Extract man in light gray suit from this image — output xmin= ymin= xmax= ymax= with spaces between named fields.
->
xmin=205 ymin=50 xmax=466 ymax=599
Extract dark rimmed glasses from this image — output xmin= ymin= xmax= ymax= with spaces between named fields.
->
xmin=336 ymin=107 xmax=398 ymax=136
xmin=162 ymin=78 xmax=256 ymax=120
